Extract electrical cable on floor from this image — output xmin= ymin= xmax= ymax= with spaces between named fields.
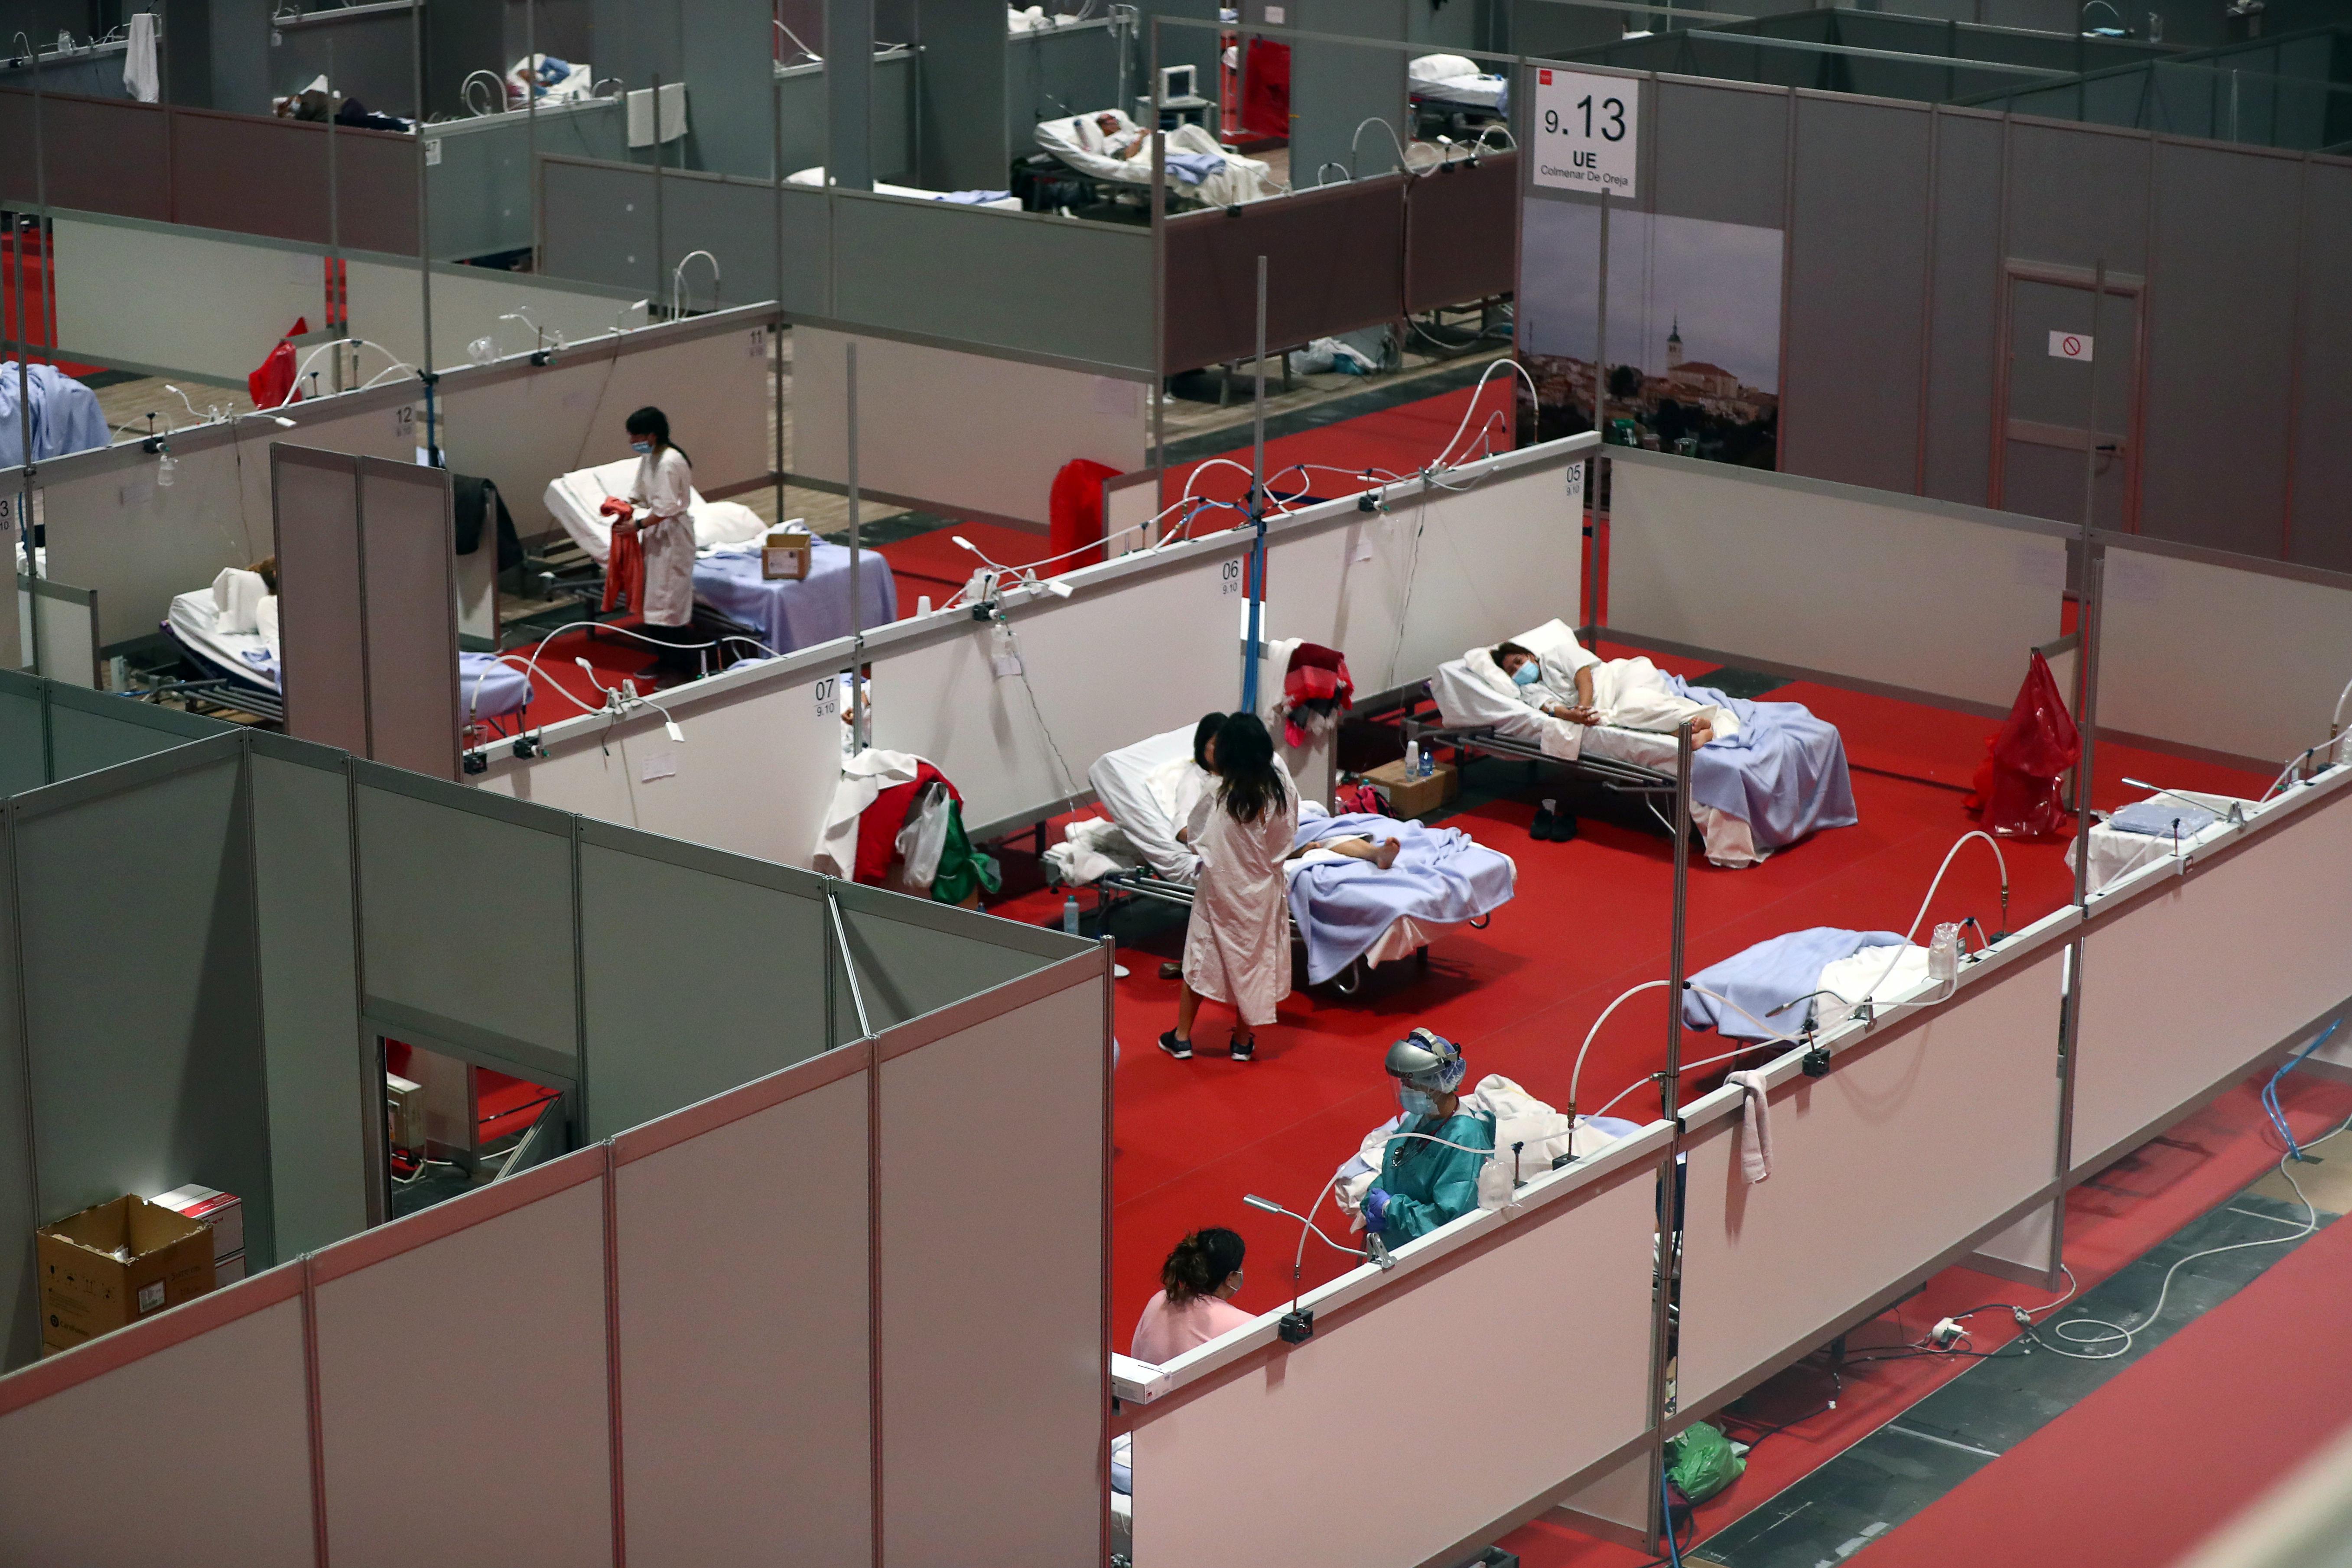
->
xmin=2262 ymin=1019 xmax=2339 ymax=1159
xmin=2030 ymin=1106 xmax=2352 ymax=1362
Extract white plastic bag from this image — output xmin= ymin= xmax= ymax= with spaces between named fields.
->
xmin=894 ymin=780 xmax=953 ymax=889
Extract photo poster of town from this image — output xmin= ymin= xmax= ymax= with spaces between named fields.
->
xmin=1515 ymin=199 xmax=1784 ymax=470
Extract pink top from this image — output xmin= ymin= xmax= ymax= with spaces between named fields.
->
xmin=1131 ymin=1289 xmax=1254 ymax=1364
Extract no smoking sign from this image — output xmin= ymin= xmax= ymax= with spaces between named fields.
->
xmin=2048 ymin=331 xmax=2095 ymax=362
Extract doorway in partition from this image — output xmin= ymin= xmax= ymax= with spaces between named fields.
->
xmin=1994 ymin=264 xmax=2142 ymax=534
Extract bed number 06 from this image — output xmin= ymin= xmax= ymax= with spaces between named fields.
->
xmin=1219 ymin=559 xmax=1243 ymax=597
xmin=813 ymin=676 xmax=839 ymax=719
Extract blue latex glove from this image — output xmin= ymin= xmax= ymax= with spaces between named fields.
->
xmin=1362 ymin=1188 xmax=1392 ymax=1230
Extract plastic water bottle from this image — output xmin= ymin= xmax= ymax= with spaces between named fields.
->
xmin=1421 ymin=746 xmax=1435 ymax=779
xmin=1404 ymin=740 xmax=1420 ymax=778
xmin=1063 ymin=895 xmax=1081 ymax=935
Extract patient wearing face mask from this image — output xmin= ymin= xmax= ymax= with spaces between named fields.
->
xmin=1492 ymin=638 xmax=1718 ymax=747
xmin=1357 ymin=1030 xmax=1495 ymax=1245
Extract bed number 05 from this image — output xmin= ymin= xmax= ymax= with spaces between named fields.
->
xmin=813 ymin=676 xmax=839 ymax=719
xmin=1219 ymin=558 xmax=1243 ymax=597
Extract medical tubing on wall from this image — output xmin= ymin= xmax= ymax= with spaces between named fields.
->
xmin=1851 ymin=831 xmax=2007 ymax=1015
xmin=1579 ymin=984 xmax=1813 ymax=1128
xmin=1280 ymin=1127 xmax=1514 ymax=1314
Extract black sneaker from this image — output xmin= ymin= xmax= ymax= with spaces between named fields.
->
xmin=1553 ymin=811 xmax=1579 ymax=843
xmin=1531 ymin=807 xmax=1557 ymax=841
xmin=1230 ymin=1036 xmax=1256 ymax=1062
xmin=1158 ymin=1029 xmax=1193 ymax=1061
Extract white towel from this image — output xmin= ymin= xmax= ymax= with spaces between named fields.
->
xmin=211 ymin=567 xmax=268 ymax=636
xmin=124 ymin=12 xmax=160 ymax=103
xmin=1728 ymin=1070 xmax=1773 ymax=1184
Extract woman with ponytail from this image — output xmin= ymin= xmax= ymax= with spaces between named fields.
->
xmin=1131 ymin=1227 xmax=1251 ymax=1363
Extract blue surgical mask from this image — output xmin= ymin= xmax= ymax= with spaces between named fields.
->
xmin=631 ymin=440 xmax=654 ymax=453
xmin=1396 ymin=1084 xmax=1440 ymax=1117
xmin=1511 ymin=662 xmax=1542 ymax=687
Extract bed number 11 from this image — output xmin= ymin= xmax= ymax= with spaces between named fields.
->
xmin=1220 ymin=559 xmax=1242 ymax=597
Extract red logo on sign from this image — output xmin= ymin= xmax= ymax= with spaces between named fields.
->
xmin=1540 ymin=69 xmax=1553 ymax=84
xmin=2062 ymin=336 xmax=2082 ymax=356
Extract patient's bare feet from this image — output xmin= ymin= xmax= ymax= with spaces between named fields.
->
xmin=1373 ymin=838 xmax=1402 ymax=870
xmin=1691 ymin=721 xmax=1715 ymax=746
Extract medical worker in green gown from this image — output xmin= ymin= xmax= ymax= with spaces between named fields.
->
xmin=1362 ymin=1029 xmax=1494 ymax=1244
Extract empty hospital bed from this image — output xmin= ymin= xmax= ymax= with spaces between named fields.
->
xmin=1053 ymin=724 xmax=1516 ymax=992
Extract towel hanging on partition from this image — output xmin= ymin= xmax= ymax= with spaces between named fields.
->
xmin=124 ymin=12 xmax=160 ymax=103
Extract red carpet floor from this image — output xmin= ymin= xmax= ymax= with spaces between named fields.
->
xmin=1852 ymin=1141 xmax=2352 ymax=1568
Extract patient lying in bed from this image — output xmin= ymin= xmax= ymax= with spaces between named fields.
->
xmin=1487 ymin=628 xmax=1735 ymax=748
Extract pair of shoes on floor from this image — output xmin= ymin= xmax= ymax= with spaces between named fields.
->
xmin=1159 ymin=1029 xmax=1254 ymax=1062
xmin=1530 ymin=798 xmax=1579 ymax=843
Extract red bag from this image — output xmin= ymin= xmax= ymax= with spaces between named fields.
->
xmin=1241 ymin=39 xmax=1290 ymax=140
xmin=247 ymin=316 xmax=309 ymax=409
xmin=1966 ymin=652 xmax=2080 ymax=839
xmin=1048 ymin=458 xmax=1120 ymax=575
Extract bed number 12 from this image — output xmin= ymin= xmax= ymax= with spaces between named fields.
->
xmin=1220 ymin=558 xmax=1243 ymax=597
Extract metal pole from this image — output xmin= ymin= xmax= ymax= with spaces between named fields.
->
xmin=772 ymin=57 xmax=785 ymax=527
xmin=651 ymin=71 xmax=666 ymax=317
xmin=1148 ymin=22 xmax=1166 ymax=492
xmin=527 ymin=0 xmax=540 ymax=263
xmin=1239 ymin=254 xmax=1268 ymax=715
xmin=412 ymin=0 xmax=437 ymax=463
xmin=327 ymin=36 xmax=341 ymax=385
xmin=1594 ymin=188 xmax=1610 ymax=452
xmin=847 ymin=341 xmax=866 ymax=750
xmin=16 ymin=27 xmax=46 ymax=676
xmin=2072 ymin=259 xmax=2105 ymax=817
xmin=1641 ymin=716 xmax=1696 ymax=1552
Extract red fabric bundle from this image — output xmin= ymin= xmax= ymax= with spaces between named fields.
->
xmin=1965 ymin=651 xmax=2081 ymax=839
xmin=1048 ymin=458 xmax=1121 ymax=575
xmin=1241 ymin=39 xmax=1290 ymax=140
xmin=857 ymin=762 xmax=960 ymax=884
xmin=601 ymin=500 xmax=645 ymax=616
xmin=1280 ymin=642 xmax=1353 ymax=747
xmin=247 ymin=316 xmax=309 ymax=409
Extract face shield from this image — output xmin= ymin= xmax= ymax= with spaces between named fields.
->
xmin=1385 ymin=1028 xmax=1467 ymax=1114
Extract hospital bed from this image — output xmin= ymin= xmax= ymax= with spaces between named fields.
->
xmin=164 ymin=586 xmax=531 ymax=734
xmin=543 ymin=458 xmax=770 ymax=568
xmin=2067 ymin=790 xmax=2250 ymax=896
xmin=1031 ymin=111 xmax=1282 ymax=212
xmin=1684 ymin=928 xmax=1939 ymax=1046
xmin=1409 ymin=53 xmax=1509 ymax=138
xmin=788 ymin=168 xmax=1021 ymax=210
xmin=1063 ymin=724 xmax=1516 ymax=993
xmin=1408 ymin=620 xmax=1856 ymax=869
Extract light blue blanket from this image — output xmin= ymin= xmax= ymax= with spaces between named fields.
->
xmin=1673 ymin=677 xmax=1858 ymax=851
xmin=1163 ymin=151 xmax=1230 ymax=187
xmin=693 ymin=541 xmax=898 ymax=656
xmin=1683 ymin=927 xmax=1905 ymax=1042
xmin=1286 ymin=812 xmax=1516 ymax=984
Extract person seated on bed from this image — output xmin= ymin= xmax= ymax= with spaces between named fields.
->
xmin=1492 ymin=639 xmax=1718 ymax=747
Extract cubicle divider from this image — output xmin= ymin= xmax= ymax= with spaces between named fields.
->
xmin=14 ymin=574 xmax=98 ymax=688
xmin=537 ymin=156 xmax=1158 ymax=374
xmin=470 ymin=430 xmax=1599 ymax=849
xmin=0 ymin=852 xmax=1109 ymax=1566
xmin=2090 ymin=533 xmax=2352 ymax=769
xmin=1604 ymin=449 xmax=2070 ymax=714
xmin=29 ymin=299 xmax=774 ymax=655
xmin=1160 ymin=153 xmax=1519 ymax=375
xmin=0 ymin=89 xmax=419 ymax=255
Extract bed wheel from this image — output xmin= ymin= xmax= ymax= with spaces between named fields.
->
xmin=1468 ymin=913 xmax=1490 ymax=930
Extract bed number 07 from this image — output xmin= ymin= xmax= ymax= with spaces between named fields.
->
xmin=813 ymin=676 xmax=839 ymax=719
xmin=1219 ymin=559 xmax=1243 ymax=597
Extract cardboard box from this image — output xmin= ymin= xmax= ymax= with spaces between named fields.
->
xmin=215 ymin=1252 xmax=247 ymax=1287
xmin=762 ymin=526 xmax=813 ymax=581
xmin=1364 ymin=758 xmax=1459 ymax=820
xmin=38 ymin=1197 xmax=216 ymax=1355
xmin=386 ymin=1071 xmax=426 ymax=1153
xmin=149 ymin=1185 xmax=244 ymax=1264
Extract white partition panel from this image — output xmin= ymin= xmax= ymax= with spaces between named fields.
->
xmin=869 ymin=548 xmax=1246 ymax=836
xmin=1264 ymin=457 xmax=1578 ymax=697
xmin=1676 ymin=944 xmax=2069 ymax=1412
xmin=1607 ymin=453 xmax=2067 ymax=711
xmin=1129 ymin=1155 xmax=1661 ymax=1568
xmin=2072 ymin=777 xmax=2352 ymax=1174
xmin=313 ymin=1155 xmax=612 ymax=1568
xmin=879 ymin=967 xmax=1108 ymax=1567
xmin=615 ymin=1056 xmax=872 ymax=1567
xmin=479 ymin=660 xmax=842 ymax=867
xmin=2096 ymin=542 xmax=2352 ymax=766
xmin=796 ymin=326 xmax=1148 ymax=526
xmin=0 ymin=1279 xmax=316 ymax=1566
xmin=53 ymin=214 xmax=327 ymax=384
xmin=345 ymin=260 xmax=643 ymax=378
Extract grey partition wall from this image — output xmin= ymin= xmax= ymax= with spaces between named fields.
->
xmin=833 ymin=880 xmax=1092 ymax=1038
xmin=273 ymin=447 xmax=462 ymax=780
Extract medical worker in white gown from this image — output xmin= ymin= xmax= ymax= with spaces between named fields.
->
xmin=621 ymin=405 xmax=698 ymax=665
xmin=1160 ymin=712 xmax=1296 ymax=1064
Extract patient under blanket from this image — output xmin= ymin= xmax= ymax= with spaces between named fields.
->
xmin=1334 ymin=1076 xmax=1641 ymax=1225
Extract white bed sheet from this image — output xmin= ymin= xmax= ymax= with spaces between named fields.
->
xmin=2066 ymin=792 xmax=2246 ymax=895
xmin=1033 ymin=112 xmax=1282 ymax=207
xmin=1087 ymin=725 xmax=1205 ymax=883
xmin=1410 ymin=54 xmax=1506 ymax=108
xmin=165 ymin=591 xmax=531 ymax=719
xmin=787 ymin=167 xmax=1022 ymax=210
xmin=1428 ymin=656 xmax=1760 ymax=867
xmin=543 ymin=457 xmax=770 ymax=567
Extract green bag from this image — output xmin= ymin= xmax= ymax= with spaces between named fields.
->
xmin=1667 ymin=1421 xmax=1745 ymax=1504
xmin=929 ymin=800 xmax=1002 ymax=907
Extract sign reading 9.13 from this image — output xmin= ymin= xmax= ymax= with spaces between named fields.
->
xmin=1530 ymin=68 xmax=1639 ymax=198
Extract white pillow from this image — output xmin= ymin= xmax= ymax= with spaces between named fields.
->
xmin=1414 ymin=54 xmax=1480 ymax=82
xmin=211 ymin=567 xmax=268 ymax=636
